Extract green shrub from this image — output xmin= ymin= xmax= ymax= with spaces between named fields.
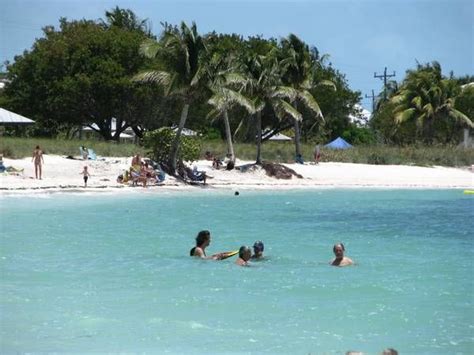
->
xmin=143 ymin=128 xmax=201 ymax=163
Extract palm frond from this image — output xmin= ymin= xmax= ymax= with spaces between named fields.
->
xmin=299 ymin=90 xmax=323 ymax=119
xmin=133 ymin=70 xmax=171 ymax=86
xmin=394 ymin=108 xmax=416 ymax=124
xmin=316 ymin=80 xmax=336 ymax=91
xmin=448 ymin=109 xmax=474 ymax=128
xmin=415 ymin=113 xmax=427 ymax=131
xmin=139 ymin=39 xmax=160 ymax=58
xmin=274 ymin=99 xmax=302 ymax=121
xmin=271 ymin=86 xmax=298 ymax=101
xmin=423 ymin=103 xmax=434 ymax=117
xmin=411 ymin=96 xmax=422 ymax=110
xmin=223 ymin=88 xmax=255 ymax=113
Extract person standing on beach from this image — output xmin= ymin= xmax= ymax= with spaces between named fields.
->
xmin=314 ymin=144 xmax=321 ymax=164
xmin=331 ymin=243 xmax=354 ymax=266
xmin=80 ymin=166 xmax=91 ymax=187
xmin=32 ymin=145 xmax=44 ymax=179
xmin=190 ymin=230 xmax=225 ymax=260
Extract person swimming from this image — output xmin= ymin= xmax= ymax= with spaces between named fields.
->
xmin=190 ymin=230 xmax=225 ymax=260
xmin=251 ymin=240 xmax=264 ymax=260
xmin=235 ymin=246 xmax=252 ymax=266
xmin=331 ymin=243 xmax=354 ymax=266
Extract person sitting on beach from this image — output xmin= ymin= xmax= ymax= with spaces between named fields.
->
xmin=205 ymin=151 xmax=213 ymax=161
xmin=331 ymin=243 xmax=354 ymax=266
xmin=190 ymin=230 xmax=225 ymax=260
xmin=32 ymin=145 xmax=44 ymax=179
xmin=131 ymin=154 xmax=141 ymax=166
xmin=80 ymin=166 xmax=91 ymax=187
xmin=192 ymin=165 xmax=207 ymax=184
xmin=251 ymin=241 xmax=264 ymax=260
xmin=235 ymin=246 xmax=252 ymax=266
xmin=212 ymin=157 xmax=223 ymax=169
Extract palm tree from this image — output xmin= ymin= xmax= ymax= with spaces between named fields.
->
xmin=279 ymin=34 xmax=334 ymax=158
xmin=102 ymin=6 xmax=150 ymax=35
xmin=240 ymin=40 xmax=306 ymax=165
xmin=206 ymin=53 xmax=255 ymax=163
xmin=391 ymin=61 xmax=473 ymax=142
xmin=135 ymin=22 xmax=206 ymax=174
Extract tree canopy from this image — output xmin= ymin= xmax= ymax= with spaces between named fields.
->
xmin=2 ymin=7 xmax=471 ymax=153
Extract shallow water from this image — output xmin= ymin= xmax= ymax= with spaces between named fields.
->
xmin=1 ymin=189 xmax=473 ymax=353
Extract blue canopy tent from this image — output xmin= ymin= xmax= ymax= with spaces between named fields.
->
xmin=325 ymin=137 xmax=353 ymax=149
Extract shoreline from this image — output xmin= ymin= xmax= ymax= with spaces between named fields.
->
xmin=0 ymin=155 xmax=472 ymax=195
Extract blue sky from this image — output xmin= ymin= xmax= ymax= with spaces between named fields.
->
xmin=1 ymin=0 xmax=473 ymax=110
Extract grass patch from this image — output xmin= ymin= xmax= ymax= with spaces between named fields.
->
xmin=2 ymin=137 xmax=473 ymax=167
xmin=0 ymin=137 xmax=146 ymax=159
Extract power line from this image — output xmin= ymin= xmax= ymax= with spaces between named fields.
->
xmin=374 ymin=67 xmax=395 ymax=101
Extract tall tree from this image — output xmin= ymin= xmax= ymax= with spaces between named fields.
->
xmin=238 ymin=37 xmax=306 ymax=164
xmin=279 ymin=34 xmax=333 ymax=157
xmin=204 ymin=34 xmax=254 ymax=163
xmin=390 ymin=61 xmax=473 ymax=143
xmin=136 ymin=22 xmax=206 ymax=174
xmin=4 ymin=14 xmax=150 ymax=139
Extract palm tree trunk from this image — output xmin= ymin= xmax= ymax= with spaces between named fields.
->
xmin=294 ymin=118 xmax=302 ymax=158
xmin=169 ymin=103 xmax=189 ymax=174
xmin=223 ymin=110 xmax=235 ymax=163
xmin=255 ymin=111 xmax=263 ymax=165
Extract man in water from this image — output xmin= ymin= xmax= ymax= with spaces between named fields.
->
xmin=331 ymin=243 xmax=354 ymax=266
xmin=235 ymin=246 xmax=252 ymax=266
xmin=251 ymin=241 xmax=264 ymax=260
xmin=190 ymin=230 xmax=225 ymax=260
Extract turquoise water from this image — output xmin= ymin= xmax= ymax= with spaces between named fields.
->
xmin=1 ymin=189 xmax=473 ymax=353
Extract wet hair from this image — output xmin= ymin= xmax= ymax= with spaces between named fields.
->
xmin=333 ymin=243 xmax=345 ymax=253
xmin=382 ymin=349 xmax=398 ymax=355
xmin=234 ymin=191 xmax=239 ymax=196
xmin=253 ymin=241 xmax=264 ymax=252
xmin=35 ymin=145 xmax=40 ymax=149
xmin=195 ymin=230 xmax=210 ymax=247
xmin=239 ymin=246 xmax=251 ymax=258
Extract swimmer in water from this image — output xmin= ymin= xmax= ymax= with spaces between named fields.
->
xmin=251 ymin=240 xmax=264 ymax=260
xmin=331 ymin=243 xmax=354 ymax=266
xmin=190 ymin=230 xmax=225 ymax=260
xmin=235 ymin=246 xmax=252 ymax=266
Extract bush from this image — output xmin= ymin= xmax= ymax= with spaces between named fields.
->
xmin=143 ymin=128 xmax=201 ymax=163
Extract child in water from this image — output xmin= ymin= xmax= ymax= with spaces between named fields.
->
xmin=80 ymin=166 xmax=91 ymax=187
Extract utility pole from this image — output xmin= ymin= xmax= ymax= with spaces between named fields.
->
xmin=374 ymin=67 xmax=396 ymax=101
xmin=365 ymin=89 xmax=376 ymax=112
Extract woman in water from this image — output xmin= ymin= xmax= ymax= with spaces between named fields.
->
xmin=32 ymin=145 xmax=44 ymax=179
xmin=190 ymin=230 xmax=225 ymax=260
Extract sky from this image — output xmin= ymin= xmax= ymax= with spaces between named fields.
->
xmin=1 ymin=0 xmax=473 ymax=110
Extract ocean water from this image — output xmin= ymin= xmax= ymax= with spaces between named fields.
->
xmin=1 ymin=189 xmax=473 ymax=354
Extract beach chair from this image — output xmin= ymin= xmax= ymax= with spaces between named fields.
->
xmin=177 ymin=162 xmax=206 ymax=185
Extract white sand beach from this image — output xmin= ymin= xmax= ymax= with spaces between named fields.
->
xmin=0 ymin=155 xmax=472 ymax=193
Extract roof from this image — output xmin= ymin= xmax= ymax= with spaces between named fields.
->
xmin=82 ymin=118 xmax=134 ymax=134
xmin=172 ymin=126 xmax=198 ymax=136
xmin=262 ymin=129 xmax=292 ymax=141
xmin=0 ymin=107 xmax=35 ymax=124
